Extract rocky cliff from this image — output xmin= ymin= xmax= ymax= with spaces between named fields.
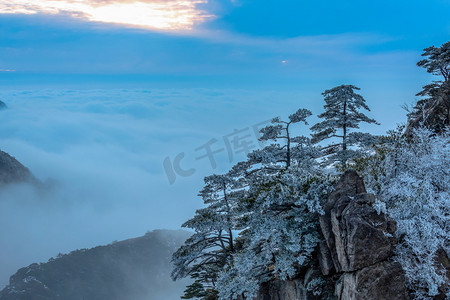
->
xmin=257 ymin=170 xmax=408 ymax=300
xmin=0 ymin=230 xmax=191 ymax=300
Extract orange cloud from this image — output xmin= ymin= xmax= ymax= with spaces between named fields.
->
xmin=0 ymin=0 xmax=214 ymax=31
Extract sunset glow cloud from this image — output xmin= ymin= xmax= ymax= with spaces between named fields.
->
xmin=0 ymin=0 xmax=213 ymax=31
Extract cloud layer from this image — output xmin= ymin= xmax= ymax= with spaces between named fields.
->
xmin=0 ymin=0 xmax=213 ymax=31
xmin=0 ymin=88 xmax=319 ymax=287
xmin=0 ymin=82 xmax=420 ymax=288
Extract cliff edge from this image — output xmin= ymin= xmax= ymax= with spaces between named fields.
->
xmin=257 ymin=170 xmax=408 ymax=300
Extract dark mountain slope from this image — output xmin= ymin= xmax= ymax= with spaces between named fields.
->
xmin=0 ymin=150 xmax=35 ymax=185
xmin=0 ymin=100 xmax=7 ymax=110
xmin=0 ymin=230 xmax=191 ymax=300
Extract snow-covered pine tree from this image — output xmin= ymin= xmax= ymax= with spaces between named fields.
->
xmin=406 ymin=41 xmax=450 ymax=135
xmin=215 ymin=109 xmax=333 ymax=299
xmin=358 ymin=127 xmax=450 ymax=299
xmin=258 ymin=108 xmax=312 ymax=168
xmin=171 ymin=174 xmax=239 ymax=299
xmin=311 ymin=84 xmax=378 ymax=167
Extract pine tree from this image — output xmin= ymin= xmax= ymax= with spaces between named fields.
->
xmin=406 ymin=41 xmax=450 ymax=135
xmin=171 ymin=174 xmax=238 ymax=299
xmin=215 ymin=109 xmax=331 ymax=299
xmin=258 ymin=108 xmax=312 ymax=168
xmin=171 ymin=108 xmax=332 ymax=300
xmin=311 ymin=84 xmax=378 ymax=167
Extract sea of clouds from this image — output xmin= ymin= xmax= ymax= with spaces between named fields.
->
xmin=0 ymin=87 xmax=404 ymax=287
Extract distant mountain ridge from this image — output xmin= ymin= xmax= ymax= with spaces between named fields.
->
xmin=0 ymin=150 xmax=36 ymax=185
xmin=0 ymin=100 xmax=6 ymax=111
xmin=0 ymin=230 xmax=191 ymax=300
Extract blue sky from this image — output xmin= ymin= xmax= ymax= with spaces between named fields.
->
xmin=0 ymin=0 xmax=449 ymax=288
xmin=0 ymin=0 xmax=448 ymax=86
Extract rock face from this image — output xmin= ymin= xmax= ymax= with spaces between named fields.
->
xmin=320 ymin=172 xmax=398 ymax=274
xmin=259 ymin=170 xmax=408 ymax=300
xmin=259 ymin=279 xmax=308 ymax=300
xmin=0 ymin=150 xmax=35 ymax=185
xmin=0 ymin=230 xmax=191 ymax=300
xmin=319 ymin=170 xmax=367 ymax=275
xmin=257 ymin=268 xmax=331 ymax=300
xmin=335 ymin=260 xmax=406 ymax=300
